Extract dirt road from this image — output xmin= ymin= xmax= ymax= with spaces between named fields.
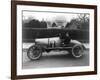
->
xmin=22 ymin=49 xmax=89 ymax=69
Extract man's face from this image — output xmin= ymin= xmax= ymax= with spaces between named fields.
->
xmin=66 ymin=33 xmax=69 ymax=37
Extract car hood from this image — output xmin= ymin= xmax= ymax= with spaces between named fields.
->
xmin=35 ymin=37 xmax=60 ymax=44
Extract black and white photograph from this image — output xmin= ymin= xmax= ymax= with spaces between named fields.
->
xmin=11 ymin=1 xmax=97 ymax=79
xmin=22 ymin=11 xmax=90 ymax=69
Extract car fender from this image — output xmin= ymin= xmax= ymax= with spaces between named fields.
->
xmin=70 ymin=39 xmax=86 ymax=50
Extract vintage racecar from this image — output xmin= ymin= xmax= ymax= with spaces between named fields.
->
xmin=27 ymin=33 xmax=85 ymax=60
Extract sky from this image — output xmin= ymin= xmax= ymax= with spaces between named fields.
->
xmin=22 ymin=11 xmax=84 ymax=22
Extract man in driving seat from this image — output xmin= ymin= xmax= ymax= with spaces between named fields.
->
xmin=60 ymin=32 xmax=71 ymax=45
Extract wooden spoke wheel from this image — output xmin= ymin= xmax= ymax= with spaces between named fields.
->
xmin=72 ymin=44 xmax=84 ymax=58
xmin=27 ymin=45 xmax=42 ymax=60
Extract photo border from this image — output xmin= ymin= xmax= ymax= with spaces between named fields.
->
xmin=11 ymin=1 xmax=97 ymax=80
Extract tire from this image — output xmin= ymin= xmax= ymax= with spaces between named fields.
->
xmin=27 ymin=45 xmax=42 ymax=60
xmin=71 ymin=44 xmax=84 ymax=58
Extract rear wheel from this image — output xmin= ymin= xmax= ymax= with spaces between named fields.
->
xmin=27 ymin=45 xmax=42 ymax=60
xmin=71 ymin=44 xmax=84 ymax=58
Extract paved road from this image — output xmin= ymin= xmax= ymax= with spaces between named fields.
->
xmin=22 ymin=49 xmax=89 ymax=69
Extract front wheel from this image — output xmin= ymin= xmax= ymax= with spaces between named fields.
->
xmin=27 ymin=45 xmax=42 ymax=60
xmin=71 ymin=44 xmax=84 ymax=58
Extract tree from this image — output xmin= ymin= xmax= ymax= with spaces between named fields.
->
xmin=40 ymin=21 xmax=47 ymax=28
xmin=77 ymin=14 xmax=89 ymax=23
xmin=23 ymin=19 xmax=41 ymax=28
xmin=77 ymin=14 xmax=89 ymax=30
xmin=65 ymin=19 xmax=80 ymax=29
xmin=52 ymin=22 xmax=57 ymax=27
xmin=23 ymin=19 xmax=48 ymax=28
xmin=28 ymin=19 xmax=41 ymax=28
xmin=65 ymin=14 xmax=89 ymax=30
